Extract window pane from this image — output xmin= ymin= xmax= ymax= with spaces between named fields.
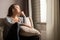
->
xmin=40 ymin=0 xmax=47 ymax=22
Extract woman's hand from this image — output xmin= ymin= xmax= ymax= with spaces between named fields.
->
xmin=21 ymin=11 xmax=26 ymax=17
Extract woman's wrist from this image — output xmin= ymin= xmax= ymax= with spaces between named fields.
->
xmin=21 ymin=11 xmax=26 ymax=17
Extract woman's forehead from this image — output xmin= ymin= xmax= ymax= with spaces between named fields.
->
xmin=14 ymin=5 xmax=20 ymax=8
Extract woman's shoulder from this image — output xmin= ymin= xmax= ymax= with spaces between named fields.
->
xmin=0 ymin=17 xmax=12 ymax=27
xmin=6 ymin=17 xmax=24 ymax=24
xmin=4 ymin=17 xmax=14 ymax=24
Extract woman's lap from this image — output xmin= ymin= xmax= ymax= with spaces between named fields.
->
xmin=19 ymin=35 xmax=40 ymax=40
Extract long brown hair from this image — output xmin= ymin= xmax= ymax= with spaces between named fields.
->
xmin=7 ymin=4 xmax=21 ymax=17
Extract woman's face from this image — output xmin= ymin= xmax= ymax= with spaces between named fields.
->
xmin=12 ymin=5 xmax=21 ymax=16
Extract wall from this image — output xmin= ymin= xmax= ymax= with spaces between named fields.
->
xmin=46 ymin=0 xmax=54 ymax=40
xmin=0 ymin=0 xmax=17 ymax=18
xmin=46 ymin=0 xmax=59 ymax=40
xmin=58 ymin=0 xmax=60 ymax=40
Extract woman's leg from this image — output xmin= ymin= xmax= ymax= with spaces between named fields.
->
xmin=29 ymin=35 xmax=40 ymax=40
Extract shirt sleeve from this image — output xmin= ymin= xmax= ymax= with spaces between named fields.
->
xmin=18 ymin=17 xmax=24 ymax=24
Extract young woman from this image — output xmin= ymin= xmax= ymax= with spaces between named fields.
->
xmin=3 ymin=4 xmax=40 ymax=40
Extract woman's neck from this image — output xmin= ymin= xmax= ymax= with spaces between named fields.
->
xmin=11 ymin=15 xmax=19 ymax=22
xmin=11 ymin=14 xmax=18 ymax=18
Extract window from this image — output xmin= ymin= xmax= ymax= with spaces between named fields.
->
xmin=40 ymin=0 xmax=47 ymax=23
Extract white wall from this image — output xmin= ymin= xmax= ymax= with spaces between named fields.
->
xmin=46 ymin=0 xmax=59 ymax=40
xmin=46 ymin=0 xmax=54 ymax=40
xmin=0 ymin=0 xmax=16 ymax=18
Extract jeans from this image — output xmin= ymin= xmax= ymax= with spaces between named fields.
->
xmin=19 ymin=35 xmax=40 ymax=40
xmin=4 ymin=23 xmax=20 ymax=40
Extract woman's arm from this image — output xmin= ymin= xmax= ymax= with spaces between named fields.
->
xmin=20 ymin=11 xmax=33 ymax=28
xmin=20 ymin=11 xmax=41 ymax=35
xmin=21 ymin=11 xmax=26 ymax=17
xmin=20 ymin=26 xmax=41 ymax=36
xmin=20 ymin=23 xmax=32 ymax=28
